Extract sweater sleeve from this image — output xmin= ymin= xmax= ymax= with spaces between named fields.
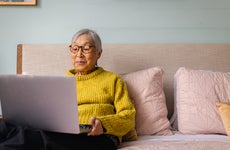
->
xmin=97 ymin=76 xmax=136 ymax=138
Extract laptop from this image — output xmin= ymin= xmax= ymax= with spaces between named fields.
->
xmin=0 ymin=74 xmax=80 ymax=134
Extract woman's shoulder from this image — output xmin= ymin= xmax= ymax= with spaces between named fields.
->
xmin=100 ymin=67 xmax=121 ymax=78
xmin=100 ymin=67 xmax=125 ymax=83
xmin=65 ymin=68 xmax=76 ymax=76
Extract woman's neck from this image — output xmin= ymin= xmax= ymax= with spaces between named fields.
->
xmin=75 ymin=67 xmax=97 ymax=76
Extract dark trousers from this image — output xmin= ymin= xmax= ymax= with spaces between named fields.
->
xmin=0 ymin=121 xmax=117 ymax=150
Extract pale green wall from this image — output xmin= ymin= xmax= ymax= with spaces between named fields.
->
xmin=0 ymin=0 xmax=230 ymax=74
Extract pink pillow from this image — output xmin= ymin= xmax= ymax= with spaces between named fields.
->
xmin=175 ymin=67 xmax=230 ymax=134
xmin=121 ymin=67 xmax=172 ymax=135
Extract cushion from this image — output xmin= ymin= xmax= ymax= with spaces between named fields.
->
xmin=216 ymin=102 xmax=230 ymax=141
xmin=121 ymin=67 xmax=172 ymax=136
xmin=175 ymin=67 xmax=230 ymax=134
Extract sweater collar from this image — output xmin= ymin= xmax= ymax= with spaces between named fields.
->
xmin=66 ymin=67 xmax=104 ymax=80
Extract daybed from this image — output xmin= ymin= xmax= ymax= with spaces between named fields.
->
xmin=17 ymin=44 xmax=230 ymax=150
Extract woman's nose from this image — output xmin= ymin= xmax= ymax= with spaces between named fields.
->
xmin=76 ymin=49 xmax=84 ymax=57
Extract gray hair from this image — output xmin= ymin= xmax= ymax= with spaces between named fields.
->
xmin=71 ymin=29 xmax=102 ymax=52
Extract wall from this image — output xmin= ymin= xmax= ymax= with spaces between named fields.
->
xmin=0 ymin=0 xmax=230 ymax=74
xmin=0 ymin=0 xmax=230 ymax=115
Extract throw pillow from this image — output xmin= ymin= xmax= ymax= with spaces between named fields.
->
xmin=216 ymin=102 xmax=230 ymax=141
xmin=121 ymin=67 xmax=172 ymax=136
xmin=175 ymin=67 xmax=230 ymax=134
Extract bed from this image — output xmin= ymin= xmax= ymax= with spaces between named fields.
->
xmin=17 ymin=43 xmax=230 ymax=150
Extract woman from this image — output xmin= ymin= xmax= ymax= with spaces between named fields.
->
xmin=64 ymin=28 xmax=136 ymax=149
xmin=0 ymin=29 xmax=135 ymax=150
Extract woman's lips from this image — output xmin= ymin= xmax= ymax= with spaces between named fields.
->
xmin=76 ymin=61 xmax=86 ymax=65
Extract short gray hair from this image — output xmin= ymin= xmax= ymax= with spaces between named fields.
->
xmin=71 ymin=29 xmax=102 ymax=52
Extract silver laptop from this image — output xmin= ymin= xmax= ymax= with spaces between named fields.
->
xmin=0 ymin=74 xmax=80 ymax=134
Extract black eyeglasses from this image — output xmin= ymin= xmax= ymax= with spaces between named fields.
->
xmin=69 ymin=44 xmax=95 ymax=54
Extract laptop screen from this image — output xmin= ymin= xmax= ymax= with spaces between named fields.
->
xmin=0 ymin=74 xmax=80 ymax=134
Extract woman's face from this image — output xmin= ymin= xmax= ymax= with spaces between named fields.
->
xmin=70 ymin=34 xmax=102 ymax=73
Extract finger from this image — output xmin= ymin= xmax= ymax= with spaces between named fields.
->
xmin=87 ymin=118 xmax=103 ymax=136
xmin=90 ymin=116 xmax=96 ymax=126
xmin=87 ymin=128 xmax=96 ymax=136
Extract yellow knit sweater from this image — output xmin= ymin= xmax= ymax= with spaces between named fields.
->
xmin=65 ymin=67 xmax=136 ymax=142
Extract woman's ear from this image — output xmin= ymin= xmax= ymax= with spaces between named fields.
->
xmin=97 ymin=49 xmax=102 ymax=59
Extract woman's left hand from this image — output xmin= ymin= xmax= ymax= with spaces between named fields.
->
xmin=87 ymin=117 xmax=104 ymax=136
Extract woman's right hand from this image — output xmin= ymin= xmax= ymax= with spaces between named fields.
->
xmin=87 ymin=117 xmax=104 ymax=136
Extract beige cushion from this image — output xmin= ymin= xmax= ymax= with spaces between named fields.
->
xmin=121 ymin=67 xmax=172 ymax=136
xmin=216 ymin=102 xmax=230 ymax=141
xmin=175 ymin=67 xmax=230 ymax=134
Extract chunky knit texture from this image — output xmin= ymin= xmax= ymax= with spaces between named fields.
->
xmin=65 ymin=67 xmax=136 ymax=142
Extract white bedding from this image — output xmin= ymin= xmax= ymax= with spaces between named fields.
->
xmin=118 ymin=132 xmax=230 ymax=150
xmin=135 ymin=131 xmax=228 ymax=142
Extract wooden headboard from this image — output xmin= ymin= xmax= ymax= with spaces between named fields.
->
xmin=17 ymin=43 xmax=230 ymax=118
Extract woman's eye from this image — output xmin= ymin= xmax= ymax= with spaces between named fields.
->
xmin=84 ymin=46 xmax=90 ymax=50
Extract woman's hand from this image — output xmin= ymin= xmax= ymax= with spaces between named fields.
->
xmin=87 ymin=117 xmax=104 ymax=136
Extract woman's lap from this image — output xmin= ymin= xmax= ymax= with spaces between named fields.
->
xmin=0 ymin=121 xmax=116 ymax=150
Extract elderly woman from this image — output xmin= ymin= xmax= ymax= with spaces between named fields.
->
xmin=0 ymin=29 xmax=135 ymax=150
xmin=64 ymin=28 xmax=136 ymax=149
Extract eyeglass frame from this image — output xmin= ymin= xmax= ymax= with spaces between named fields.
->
xmin=69 ymin=44 xmax=96 ymax=54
